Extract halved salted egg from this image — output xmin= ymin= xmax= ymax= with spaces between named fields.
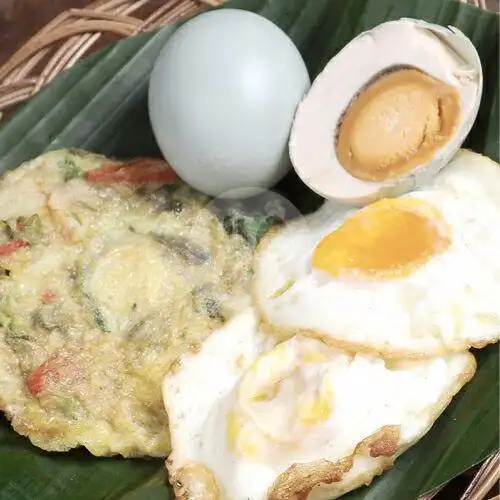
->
xmin=289 ymin=18 xmax=482 ymax=205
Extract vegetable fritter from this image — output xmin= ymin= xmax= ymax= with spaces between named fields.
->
xmin=0 ymin=149 xmax=252 ymax=457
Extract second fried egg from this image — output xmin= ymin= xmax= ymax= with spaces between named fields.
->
xmin=254 ymin=150 xmax=500 ymax=357
xmin=163 ymin=308 xmax=475 ymax=500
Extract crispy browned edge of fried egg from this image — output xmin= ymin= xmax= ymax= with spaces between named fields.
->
xmin=163 ymin=329 xmax=476 ymax=500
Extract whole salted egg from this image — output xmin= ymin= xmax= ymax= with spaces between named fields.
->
xmin=148 ymin=9 xmax=310 ymax=197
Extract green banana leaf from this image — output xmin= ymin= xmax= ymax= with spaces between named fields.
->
xmin=0 ymin=0 xmax=498 ymax=499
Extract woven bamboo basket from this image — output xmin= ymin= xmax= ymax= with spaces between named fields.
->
xmin=0 ymin=0 xmax=498 ymax=499
xmin=0 ymin=0 xmax=496 ymax=116
xmin=0 ymin=0 xmax=221 ymax=116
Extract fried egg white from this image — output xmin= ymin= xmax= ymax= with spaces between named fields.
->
xmin=162 ymin=308 xmax=475 ymax=500
xmin=254 ymin=150 xmax=500 ymax=358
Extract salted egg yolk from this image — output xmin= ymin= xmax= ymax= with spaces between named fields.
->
xmin=336 ymin=68 xmax=461 ymax=181
xmin=312 ymin=198 xmax=451 ymax=279
xmin=227 ymin=339 xmax=334 ymax=460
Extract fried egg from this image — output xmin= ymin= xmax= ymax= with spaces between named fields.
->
xmin=163 ymin=308 xmax=475 ymax=499
xmin=254 ymin=150 xmax=500 ymax=358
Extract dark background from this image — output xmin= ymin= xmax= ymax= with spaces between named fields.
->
xmin=0 ymin=0 xmax=499 ymax=66
xmin=0 ymin=0 xmax=90 ymax=66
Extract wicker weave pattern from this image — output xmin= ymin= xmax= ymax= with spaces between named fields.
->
xmin=0 ymin=0 xmax=492 ymax=118
xmin=0 ymin=0 xmax=221 ymax=116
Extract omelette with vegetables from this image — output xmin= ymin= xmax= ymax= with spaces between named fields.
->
xmin=0 ymin=149 xmax=252 ymax=457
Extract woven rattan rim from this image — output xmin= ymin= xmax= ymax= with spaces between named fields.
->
xmin=0 ymin=0 xmax=498 ymax=497
xmin=0 ymin=0 xmax=221 ymax=118
xmin=0 ymin=0 xmax=492 ymax=118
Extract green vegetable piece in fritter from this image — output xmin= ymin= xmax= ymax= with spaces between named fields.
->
xmin=15 ymin=214 xmax=42 ymax=243
xmin=82 ymin=289 xmax=110 ymax=333
xmin=92 ymin=306 xmax=110 ymax=333
xmin=52 ymin=395 xmax=84 ymax=420
xmin=192 ymin=286 xmax=225 ymax=323
xmin=59 ymin=156 xmax=84 ymax=182
xmin=222 ymin=211 xmax=279 ymax=247
xmin=0 ymin=311 xmax=12 ymax=329
xmin=0 ymin=221 xmax=13 ymax=244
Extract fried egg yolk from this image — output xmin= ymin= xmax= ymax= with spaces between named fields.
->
xmin=312 ymin=198 xmax=451 ymax=279
xmin=227 ymin=337 xmax=335 ymax=460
